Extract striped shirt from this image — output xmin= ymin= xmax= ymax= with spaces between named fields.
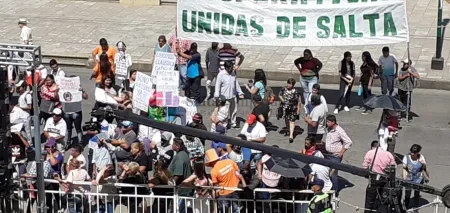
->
xmin=168 ymin=34 xmax=192 ymax=65
xmin=324 ymin=125 xmax=353 ymax=155
xmin=181 ymin=135 xmax=204 ymax=159
xmin=210 ymin=105 xmax=229 ymax=133
xmin=218 ymin=48 xmax=242 ymax=69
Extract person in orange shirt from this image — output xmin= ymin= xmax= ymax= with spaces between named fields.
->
xmin=205 ymin=149 xmax=246 ymax=213
xmin=90 ymin=38 xmax=116 ymax=86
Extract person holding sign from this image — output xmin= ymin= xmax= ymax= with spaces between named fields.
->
xmin=177 ymin=43 xmax=203 ymax=103
xmin=114 ymin=41 xmax=132 ymax=82
xmin=169 ymin=29 xmax=192 ymax=90
xmin=62 ymin=76 xmax=88 ymax=145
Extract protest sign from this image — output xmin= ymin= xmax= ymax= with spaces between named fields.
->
xmin=178 ymin=96 xmax=197 ymax=125
xmin=151 ymin=52 xmax=177 ymax=78
xmin=115 ymin=53 xmax=131 ymax=79
xmin=94 ymin=88 xmax=118 ymax=105
xmin=133 ymin=72 xmax=153 ymax=112
xmin=156 ymin=70 xmax=180 ymax=107
xmin=177 ymin=0 xmax=409 ymax=46
xmin=58 ymin=77 xmax=82 ymax=103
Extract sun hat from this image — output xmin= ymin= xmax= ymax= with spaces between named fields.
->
xmin=205 ymin=149 xmax=220 ymax=167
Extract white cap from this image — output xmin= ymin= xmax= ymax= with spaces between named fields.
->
xmin=52 ymin=108 xmax=62 ymax=115
xmin=18 ymin=18 xmax=29 ymax=24
xmin=402 ymin=58 xmax=411 ymax=64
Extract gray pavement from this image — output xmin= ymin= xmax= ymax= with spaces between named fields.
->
xmin=2 ymin=0 xmax=450 ymax=89
xmin=62 ymin=66 xmax=450 ymax=213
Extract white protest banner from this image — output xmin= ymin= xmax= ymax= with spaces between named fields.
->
xmin=115 ymin=53 xmax=131 ymax=79
xmin=156 ymin=70 xmax=180 ymax=107
xmin=133 ymin=72 xmax=153 ymax=112
xmin=58 ymin=77 xmax=82 ymax=103
xmin=178 ymin=96 xmax=197 ymax=125
xmin=151 ymin=52 xmax=177 ymax=78
xmin=177 ymin=0 xmax=409 ymax=46
xmin=94 ymin=88 xmax=118 ymax=105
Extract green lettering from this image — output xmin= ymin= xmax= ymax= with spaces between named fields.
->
xmin=332 ymin=0 xmax=340 ymax=3
xmin=213 ymin=13 xmax=221 ymax=34
xmin=293 ymin=16 xmax=306 ymax=38
xmin=333 ymin=15 xmax=346 ymax=38
xmin=236 ymin=15 xmax=249 ymax=36
xmin=317 ymin=16 xmax=330 ymax=38
xmin=363 ymin=14 xmax=379 ymax=36
xmin=277 ymin=16 xmax=290 ymax=38
xmin=221 ymin=13 xmax=235 ymax=35
xmin=182 ymin=10 xmax=196 ymax=33
xmin=272 ymin=0 xmax=288 ymax=3
xmin=301 ymin=0 xmax=307 ymax=4
xmin=348 ymin=0 xmax=358 ymax=2
xmin=198 ymin=12 xmax=212 ymax=34
xmin=317 ymin=0 xmax=323 ymax=4
xmin=384 ymin=12 xmax=397 ymax=36
xmin=250 ymin=16 xmax=264 ymax=37
xmin=291 ymin=0 xmax=298 ymax=4
xmin=349 ymin=15 xmax=363 ymax=37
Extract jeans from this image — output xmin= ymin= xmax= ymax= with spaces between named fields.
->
xmin=325 ymin=155 xmax=342 ymax=195
xmin=364 ymin=179 xmax=388 ymax=213
xmin=226 ymin=97 xmax=237 ymax=126
xmin=299 ymin=76 xmax=318 ymax=104
xmin=335 ymin=79 xmax=352 ymax=109
xmin=64 ymin=112 xmax=83 ymax=144
xmin=67 ymin=194 xmax=84 ymax=213
xmin=178 ymin=198 xmax=193 ymax=213
xmin=361 ymin=84 xmax=373 ymax=110
xmin=398 ymin=89 xmax=412 ymax=119
xmin=179 ymin=64 xmax=187 ymax=90
xmin=217 ymin=192 xmax=240 ymax=213
xmin=185 ymin=76 xmax=201 ymax=103
xmin=381 ymin=75 xmax=395 ymax=96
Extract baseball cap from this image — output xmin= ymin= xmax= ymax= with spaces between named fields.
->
xmin=216 ymin=142 xmax=227 ymax=150
xmin=121 ymin=121 xmax=133 ymax=127
xmin=246 ymin=114 xmax=257 ymax=125
xmin=45 ymin=137 xmax=56 ymax=147
xmin=192 ymin=113 xmax=203 ymax=121
xmin=311 ymin=178 xmax=325 ymax=189
xmin=52 ymin=108 xmax=62 ymax=116
xmin=402 ymin=58 xmax=411 ymax=64
xmin=216 ymin=125 xmax=226 ymax=134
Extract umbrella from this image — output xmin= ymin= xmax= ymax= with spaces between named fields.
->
xmin=363 ymin=95 xmax=406 ymax=111
xmin=264 ymin=155 xmax=308 ymax=178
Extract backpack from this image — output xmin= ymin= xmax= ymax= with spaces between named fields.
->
xmin=264 ymin=86 xmax=275 ymax=105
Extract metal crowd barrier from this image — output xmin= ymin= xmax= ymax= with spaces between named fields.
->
xmin=11 ymin=178 xmax=337 ymax=213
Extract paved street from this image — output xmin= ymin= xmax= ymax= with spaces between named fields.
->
xmin=2 ymin=0 xmax=450 ymax=87
xmin=59 ymin=66 xmax=450 ymax=212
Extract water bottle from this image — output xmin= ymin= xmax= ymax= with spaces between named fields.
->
xmin=101 ymin=119 xmax=109 ymax=133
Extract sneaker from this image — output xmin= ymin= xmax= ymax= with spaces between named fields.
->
xmin=231 ymin=124 xmax=239 ymax=129
xmin=344 ymin=106 xmax=350 ymax=112
xmin=355 ymin=106 xmax=362 ymax=111
xmin=333 ymin=109 xmax=339 ymax=114
xmin=361 ymin=110 xmax=369 ymax=115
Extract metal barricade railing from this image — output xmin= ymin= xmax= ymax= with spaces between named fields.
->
xmin=12 ymin=178 xmax=338 ymax=213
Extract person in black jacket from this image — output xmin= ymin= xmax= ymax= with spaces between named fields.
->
xmin=334 ymin=51 xmax=355 ymax=114
xmin=190 ymin=113 xmax=208 ymax=145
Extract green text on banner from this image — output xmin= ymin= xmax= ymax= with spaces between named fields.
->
xmin=177 ymin=0 xmax=409 ymax=46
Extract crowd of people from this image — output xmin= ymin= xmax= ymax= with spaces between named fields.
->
xmin=7 ymin=19 xmax=430 ymax=213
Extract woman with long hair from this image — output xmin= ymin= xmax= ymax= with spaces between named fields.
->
xmin=334 ymin=51 xmax=355 ymax=114
xmin=358 ymin=51 xmax=378 ymax=114
xmin=148 ymin=159 xmax=174 ymax=213
xmin=182 ymin=159 xmax=214 ymax=212
xmin=279 ymin=78 xmax=302 ymax=143
xmin=245 ymin=69 xmax=267 ymax=99
xmin=91 ymin=52 xmax=115 ymax=87
xmin=294 ymin=49 xmax=323 ymax=103
xmin=130 ymin=142 xmax=148 ymax=175
xmin=121 ymin=69 xmax=137 ymax=92
xmin=39 ymin=74 xmax=60 ymax=122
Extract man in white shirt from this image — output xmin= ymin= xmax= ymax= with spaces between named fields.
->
xmin=43 ymin=108 xmax=67 ymax=152
xmin=49 ymin=59 xmax=66 ymax=77
xmin=309 ymin=151 xmax=332 ymax=192
xmin=18 ymin=18 xmax=32 ymax=45
xmin=9 ymin=96 xmax=33 ymax=145
xmin=304 ymin=94 xmax=327 ymax=144
xmin=240 ymin=114 xmax=267 ymax=170
xmin=67 ymin=144 xmax=86 ymax=170
xmin=16 ymin=81 xmax=32 ymax=114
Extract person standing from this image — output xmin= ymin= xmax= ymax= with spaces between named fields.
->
xmin=378 ymin=47 xmax=398 ymax=96
xmin=49 ymin=59 xmax=66 ymax=78
xmin=169 ymin=138 xmax=193 ymax=213
xmin=218 ymin=43 xmax=245 ymax=71
xmin=177 ymin=43 xmax=202 ymax=103
xmin=279 ymin=78 xmax=302 ymax=143
xmin=91 ymin=38 xmax=116 ymax=86
xmin=205 ymin=42 xmax=220 ymax=98
xmin=169 ymin=29 xmax=192 ymax=90
xmin=304 ymin=94 xmax=327 ymax=143
xmin=358 ymin=51 xmax=377 ymax=115
xmin=214 ymin=61 xmax=244 ymax=128
xmin=251 ymin=95 xmax=270 ymax=127
xmin=323 ymin=115 xmax=352 ymax=196
xmin=240 ymin=114 xmax=268 ymax=171
xmin=402 ymin=144 xmax=430 ymax=208
xmin=114 ymin=41 xmax=132 ymax=81
xmin=362 ymin=141 xmax=396 ymax=213
xmin=294 ymin=49 xmax=323 ymax=103
xmin=305 ymin=83 xmax=328 ymax=115
xmin=245 ymin=69 xmax=267 ymax=99
xmin=154 ymin=35 xmax=172 ymax=53
xmin=397 ymin=59 xmax=419 ymax=121
xmin=334 ymin=51 xmax=355 ymax=114
xmin=62 ymin=79 xmax=88 ymax=145
xmin=18 ymin=18 xmax=32 ymax=45
xmin=306 ymin=179 xmax=332 ymax=213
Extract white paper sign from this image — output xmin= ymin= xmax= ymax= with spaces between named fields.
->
xmin=156 ymin=70 xmax=180 ymax=107
xmin=95 ymin=88 xmax=118 ymax=105
xmin=133 ymin=72 xmax=153 ymax=112
xmin=115 ymin=53 xmax=131 ymax=78
xmin=151 ymin=52 xmax=176 ymax=78
xmin=58 ymin=77 xmax=82 ymax=103
xmin=178 ymin=96 xmax=197 ymax=125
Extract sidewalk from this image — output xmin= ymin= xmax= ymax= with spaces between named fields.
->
xmin=1 ymin=0 xmax=450 ymax=89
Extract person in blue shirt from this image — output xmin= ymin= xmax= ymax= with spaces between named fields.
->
xmin=236 ymin=134 xmax=252 ymax=171
xmin=177 ymin=43 xmax=203 ymax=103
xmin=211 ymin=124 xmax=227 ymax=153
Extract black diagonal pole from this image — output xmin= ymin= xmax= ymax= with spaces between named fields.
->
xmin=431 ymin=0 xmax=445 ymax=70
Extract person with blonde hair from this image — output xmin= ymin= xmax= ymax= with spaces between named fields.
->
xmin=130 ymin=142 xmax=149 ymax=175
xmin=119 ymin=161 xmax=147 ymax=213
